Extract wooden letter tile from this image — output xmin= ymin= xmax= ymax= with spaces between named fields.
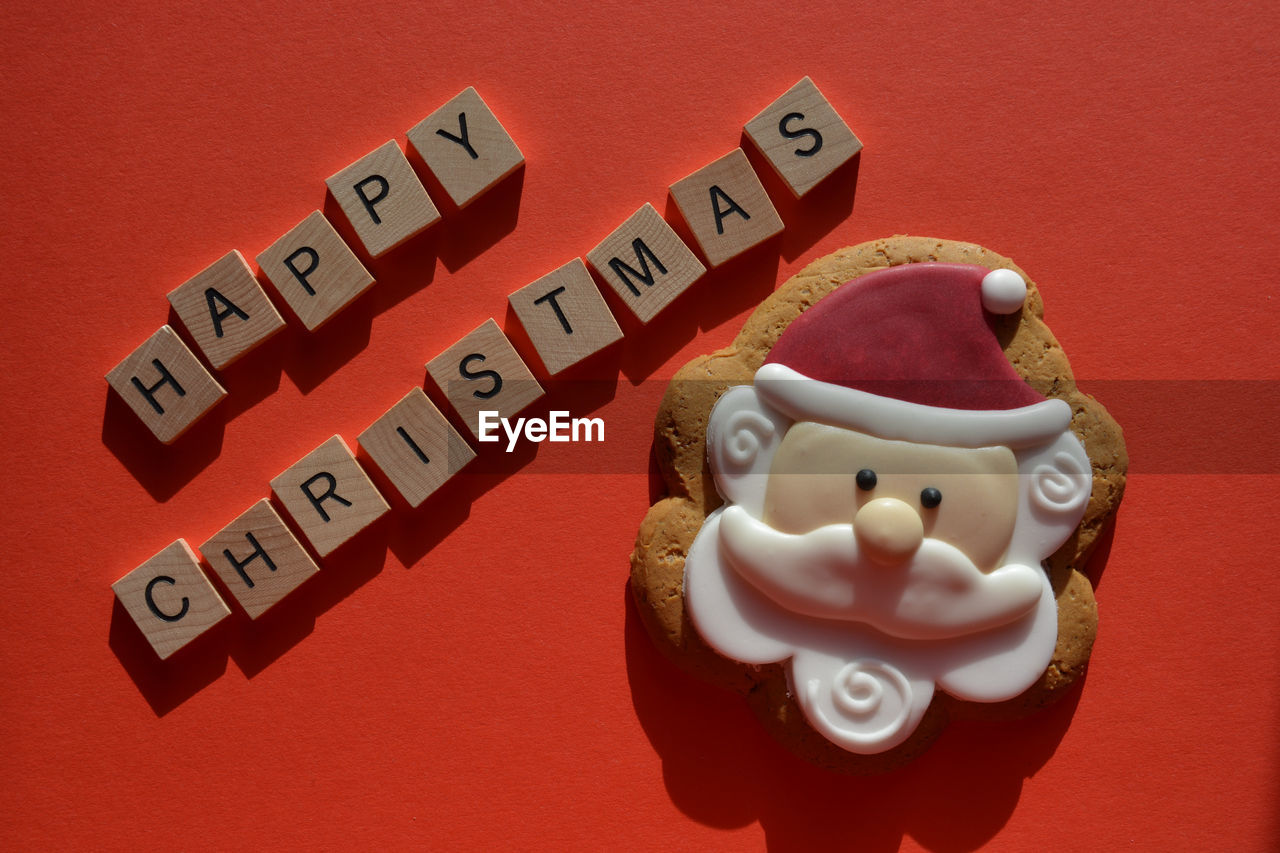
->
xmin=358 ymin=388 xmax=476 ymax=507
xmin=166 ymin=250 xmax=286 ymax=369
xmin=270 ymin=435 xmax=390 ymax=559
xmin=508 ymin=258 xmax=622 ymax=374
xmin=584 ymin=203 xmax=705 ymax=323
xmin=256 ymin=211 xmax=375 ymax=331
xmin=105 ymin=325 xmax=227 ymax=444
xmin=112 ymin=539 xmax=231 ymax=660
xmin=668 ymin=148 xmax=784 ymax=268
xmin=407 ymin=87 xmax=525 ymax=209
xmin=743 ymin=76 xmax=862 ymax=197
xmin=426 ymin=318 xmax=544 ymax=441
xmin=200 ymin=499 xmax=320 ymax=619
xmin=325 ymin=140 xmax=441 ymax=258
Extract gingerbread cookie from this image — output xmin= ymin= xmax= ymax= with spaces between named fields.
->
xmin=631 ymin=236 xmax=1126 ymax=772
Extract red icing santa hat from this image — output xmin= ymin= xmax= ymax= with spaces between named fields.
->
xmin=754 ymin=263 xmax=1073 ymax=448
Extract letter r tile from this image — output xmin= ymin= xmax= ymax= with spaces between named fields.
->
xmin=200 ymin=499 xmax=319 ymax=619
xmin=668 ymin=148 xmax=784 ymax=268
xmin=325 ymin=141 xmax=441 ymax=258
xmin=112 ymin=540 xmax=231 ymax=660
xmin=270 ymin=435 xmax=390 ymax=559
xmin=585 ymin=203 xmax=705 ymax=324
xmin=105 ymin=325 xmax=227 ymax=444
xmin=743 ymin=76 xmax=862 ymax=197
xmin=166 ymin=250 xmax=286 ymax=369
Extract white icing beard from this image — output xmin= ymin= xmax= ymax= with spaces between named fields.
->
xmin=717 ymin=505 xmax=1044 ymax=641
xmin=685 ymin=508 xmax=1059 ymax=754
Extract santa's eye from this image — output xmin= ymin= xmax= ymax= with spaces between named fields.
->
xmin=920 ymin=487 xmax=942 ymax=509
xmin=856 ymin=469 xmax=877 ymax=491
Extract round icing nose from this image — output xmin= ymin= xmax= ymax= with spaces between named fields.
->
xmin=855 ymin=498 xmax=924 ymax=566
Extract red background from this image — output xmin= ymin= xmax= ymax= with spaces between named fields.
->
xmin=2 ymin=1 xmax=1277 ymax=849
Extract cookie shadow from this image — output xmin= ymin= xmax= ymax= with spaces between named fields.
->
xmin=1083 ymin=512 xmax=1118 ymax=589
xmin=623 ymin=582 xmax=1083 ymax=851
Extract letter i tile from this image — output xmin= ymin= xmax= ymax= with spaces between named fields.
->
xmin=358 ymin=388 xmax=476 ymax=508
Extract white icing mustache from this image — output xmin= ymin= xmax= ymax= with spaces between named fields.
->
xmin=717 ymin=504 xmax=1043 ymax=641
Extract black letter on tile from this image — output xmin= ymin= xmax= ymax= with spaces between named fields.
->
xmin=283 ymin=247 xmax=321 ymax=296
xmin=205 ymin=288 xmax=250 ymax=338
xmin=131 ymin=359 xmax=186 ymax=416
xmin=223 ymin=532 xmax=278 ymax=589
xmin=145 ymin=575 xmax=189 ymax=622
xmin=436 ymin=113 xmax=479 ymax=160
xmin=459 ymin=353 xmax=502 ymax=400
xmin=533 ymin=286 xmax=573 ymax=335
xmin=607 ymin=239 xmax=668 ymax=297
xmin=354 ymin=175 xmax=391 ymax=225
xmin=300 ymin=472 xmax=353 ymax=523
xmin=396 ymin=426 xmax=430 ymax=465
xmin=779 ymin=112 xmax=823 ymax=157
xmin=710 ymin=186 xmax=750 ymax=235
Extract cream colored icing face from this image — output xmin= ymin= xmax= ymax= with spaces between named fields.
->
xmin=761 ymin=422 xmax=1020 ymax=572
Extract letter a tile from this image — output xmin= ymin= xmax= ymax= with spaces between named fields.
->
xmin=508 ymin=258 xmax=622 ymax=374
xmin=105 ymin=325 xmax=227 ymax=444
xmin=200 ymin=499 xmax=320 ymax=619
xmin=668 ymin=148 xmax=784 ymax=268
xmin=270 ymin=435 xmax=390 ymax=559
xmin=166 ymin=250 xmax=286 ymax=369
xmin=426 ymin=318 xmax=543 ymax=441
xmin=585 ymin=203 xmax=705 ymax=323
xmin=744 ymin=76 xmax=862 ymax=197
xmin=326 ymin=141 xmax=441 ymax=258
xmin=112 ymin=540 xmax=231 ymax=660
xmin=407 ymin=87 xmax=525 ymax=209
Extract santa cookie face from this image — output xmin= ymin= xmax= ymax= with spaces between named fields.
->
xmin=725 ymin=424 xmax=1036 ymax=641
xmin=682 ymin=262 xmax=1095 ymax=755
xmin=762 ymin=423 xmax=1020 ymax=573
